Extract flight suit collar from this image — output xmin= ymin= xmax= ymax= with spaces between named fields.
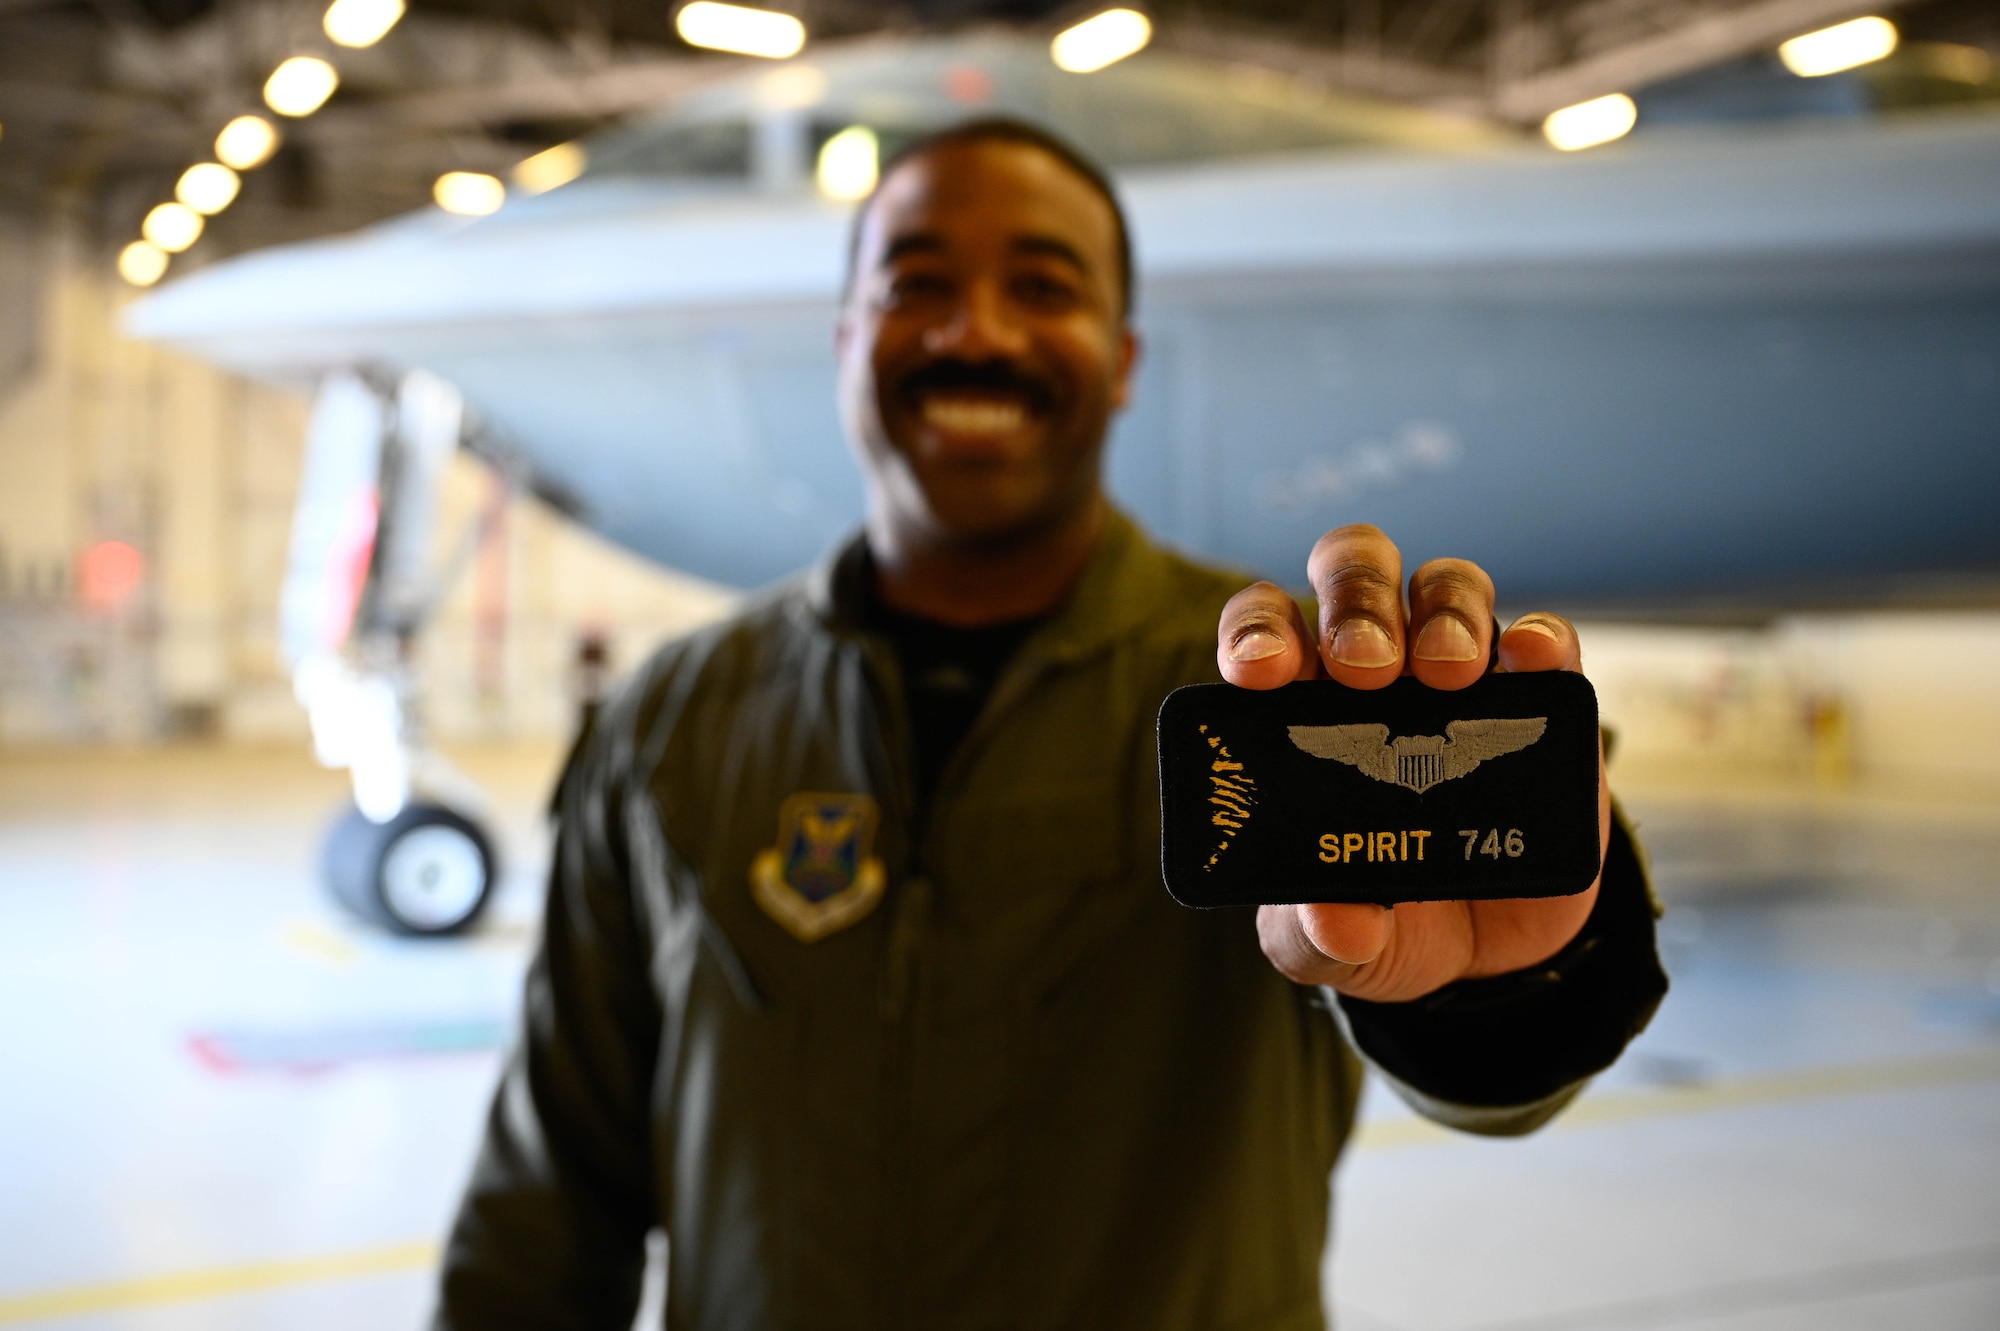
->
xmin=804 ymin=505 xmax=1173 ymax=668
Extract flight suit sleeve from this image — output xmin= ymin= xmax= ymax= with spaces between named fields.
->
xmin=433 ymin=713 xmax=664 ymax=1329
xmin=1333 ymin=808 xmax=1668 ymax=1136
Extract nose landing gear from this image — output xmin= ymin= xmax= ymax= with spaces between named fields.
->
xmin=323 ymin=802 xmax=497 ymax=937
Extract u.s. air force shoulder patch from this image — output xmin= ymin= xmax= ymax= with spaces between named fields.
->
xmin=750 ymin=792 xmax=887 ymax=942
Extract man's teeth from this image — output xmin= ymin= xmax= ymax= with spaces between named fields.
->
xmin=922 ymin=398 xmax=1026 ymax=435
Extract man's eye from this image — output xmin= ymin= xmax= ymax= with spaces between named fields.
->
xmin=1014 ymin=273 xmax=1079 ymax=308
xmin=884 ymin=273 xmax=950 ymax=306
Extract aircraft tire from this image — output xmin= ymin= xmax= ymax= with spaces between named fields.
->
xmin=322 ymin=802 xmax=497 ymax=937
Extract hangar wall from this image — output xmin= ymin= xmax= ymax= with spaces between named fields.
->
xmin=0 ymin=231 xmax=734 ymax=747
xmin=1587 ymin=618 xmax=2000 ymax=795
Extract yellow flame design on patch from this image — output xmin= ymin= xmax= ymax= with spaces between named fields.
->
xmin=1198 ymin=724 xmax=1258 ymax=870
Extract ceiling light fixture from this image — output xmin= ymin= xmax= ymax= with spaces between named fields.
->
xmin=434 ymin=171 xmax=506 ymax=216
xmin=323 ymin=0 xmax=405 ymax=48
xmin=674 ymin=2 xmax=807 ymax=60
xmin=816 ymin=126 xmax=878 ymax=202
xmin=215 ymin=115 xmax=280 ymax=170
xmin=1779 ymin=16 xmax=1899 ymax=77
xmin=142 ymin=202 xmax=204 ymax=252
xmin=176 ymin=163 xmax=241 ymax=215
xmin=512 ymin=143 xmax=587 ymax=195
xmin=118 ymin=241 xmax=169 ymax=287
xmin=1542 ymin=92 xmax=1638 ymax=151
xmin=1051 ymin=9 xmax=1152 ymax=74
xmin=264 ymin=56 xmax=339 ymax=117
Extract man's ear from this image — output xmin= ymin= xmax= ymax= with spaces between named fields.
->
xmin=1111 ymin=327 xmax=1142 ymax=411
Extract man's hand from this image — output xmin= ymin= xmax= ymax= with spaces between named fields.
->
xmin=1214 ymin=524 xmax=1610 ymax=1004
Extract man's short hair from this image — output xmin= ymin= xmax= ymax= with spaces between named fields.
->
xmin=842 ymin=116 xmax=1135 ymax=318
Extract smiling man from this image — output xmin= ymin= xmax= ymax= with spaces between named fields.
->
xmin=434 ymin=120 xmax=1667 ymax=1331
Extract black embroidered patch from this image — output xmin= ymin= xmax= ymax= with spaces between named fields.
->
xmin=1159 ymin=674 xmax=1602 ymax=907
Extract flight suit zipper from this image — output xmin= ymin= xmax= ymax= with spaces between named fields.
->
xmin=851 ymin=630 xmax=924 ymax=1014
xmin=880 ymin=873 xmax=932 ymax=1019
xmin=853 ymin=619 xmax=1062 ymax=1330
xmin=846 ymin=628 xmax=927 ymax=1331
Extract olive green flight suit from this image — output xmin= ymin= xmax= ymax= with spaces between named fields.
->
xmin=436 ymin=511 xmax=1661 ymax=1331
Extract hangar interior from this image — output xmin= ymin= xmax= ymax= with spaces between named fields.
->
xmin=2 ymin=0 xmax=1999 ymax=1326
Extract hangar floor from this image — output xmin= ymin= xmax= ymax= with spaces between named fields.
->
xmin=0 ymin=746 xmax=1996 ymax=1330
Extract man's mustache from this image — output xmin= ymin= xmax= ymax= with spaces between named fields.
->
xmin=896 ymin=359 xmax=1055 ymax=413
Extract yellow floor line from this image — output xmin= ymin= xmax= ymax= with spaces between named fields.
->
xmin=5 ymin=1050 xmax=1997 ymax=1323
xmin=279 ymin=920 xmax=362 ymax=967
xmin=0 ymin=1241 xmax=438 ymax=1325
xmin=1352 ymin=1046 xmax=2000 ymax=1151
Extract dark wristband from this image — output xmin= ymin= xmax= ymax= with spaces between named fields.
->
xmin=1336 ymin=814 xmax=1668 ymax=1108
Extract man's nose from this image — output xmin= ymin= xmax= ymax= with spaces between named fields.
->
xmin=921 ymin=280 xmax=1029 ymax=359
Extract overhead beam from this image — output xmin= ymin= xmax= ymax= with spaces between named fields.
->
xmin=0 ymin=80 xmax=173 ymax=128
xmin=1153 ymin=19 xmax=1486 ymax=105
xmin=325 ymin=54 xmax=742 ymax=132
xmin=1493 ymin=0 xmax=1915 ymax=120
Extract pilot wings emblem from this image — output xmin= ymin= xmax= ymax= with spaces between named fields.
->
xmin=1288 ymin=717 xmax=1547 ymax=794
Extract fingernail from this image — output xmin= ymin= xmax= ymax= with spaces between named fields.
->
xmin=1510 ymin=620 xmax=1562 ymax=645
xmin=1329 ymin=618 xmax=1399 ymax=669
xmin=1228 ymin=629 xmax=1287 ymax=663
xmin=1414 ymin=615 xmax=1479 ymax=663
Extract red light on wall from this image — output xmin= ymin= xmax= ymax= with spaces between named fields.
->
xmin=81 ymin=540 xmax=145 ymax=610
xmin=942 ymin=63 xmax=993 ymax=105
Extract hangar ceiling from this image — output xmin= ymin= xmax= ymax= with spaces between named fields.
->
xmin=0 ymin=0 xmax=1995 ymax=263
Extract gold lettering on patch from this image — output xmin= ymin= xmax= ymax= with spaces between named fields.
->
xmin=1317 ymin=830 xmax=1435 ymax=865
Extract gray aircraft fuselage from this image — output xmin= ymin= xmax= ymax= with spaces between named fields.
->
xmin=129 ymin=39 xmax=2000 ymax=604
